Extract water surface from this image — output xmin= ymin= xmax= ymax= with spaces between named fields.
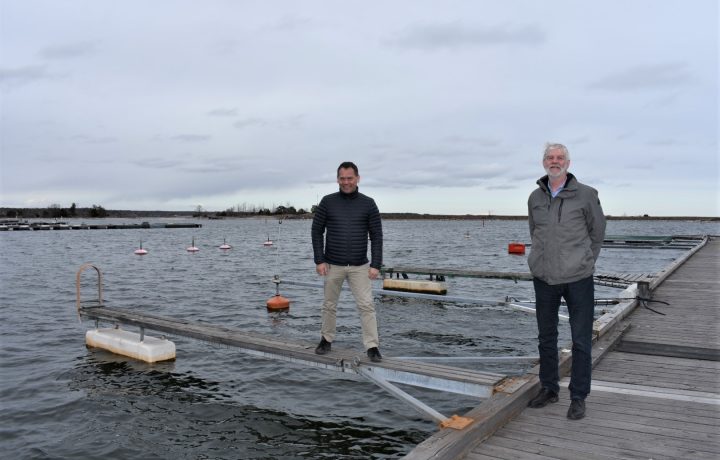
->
xmin=1 ymin=218 xmax=716 ymax=459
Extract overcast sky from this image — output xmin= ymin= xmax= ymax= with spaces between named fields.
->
xmin=1 ymin=1 xmax=717 ymax=216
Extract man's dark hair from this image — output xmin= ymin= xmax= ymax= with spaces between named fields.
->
xmin=337 ymin=161 xmax=359 ymax=177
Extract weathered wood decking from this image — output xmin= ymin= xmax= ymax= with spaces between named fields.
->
xmin=406 ymin=237 xmax=719 ymax=460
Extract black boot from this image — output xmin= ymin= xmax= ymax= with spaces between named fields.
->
xmin=367 ymin=347 xmax=382 ymax=362
xmin=315 ymin=337 xmax=331 ymax=355
xmin=567 ymin=399 xmax=586 ymax=420
xmin=527 ymin=388 xmax=559 ymax=408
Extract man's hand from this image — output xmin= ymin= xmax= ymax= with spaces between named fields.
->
xmin=368 ymin=267 xmax=379 ymax=280
xmin=316 ymin=263 xmax=329 ymax=276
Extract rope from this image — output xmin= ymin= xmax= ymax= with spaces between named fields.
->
xmin=636 ymin=296 xmax=669 ymax=315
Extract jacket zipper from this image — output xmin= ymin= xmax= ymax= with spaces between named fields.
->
xmin=558 ymin=198 xmax=564 ymax=222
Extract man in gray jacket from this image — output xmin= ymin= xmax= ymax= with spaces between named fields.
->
xmin=311 ymin=161 xmax=383 ymax=362
xmin=526 ymin=143 xmax=606 ymax=420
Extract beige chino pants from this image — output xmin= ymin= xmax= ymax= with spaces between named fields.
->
xmin=321 ymin=263 xmax=379 ymax=350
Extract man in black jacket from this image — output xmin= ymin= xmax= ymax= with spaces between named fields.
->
xmin=311 ymin=161 xmax=383 ymax=362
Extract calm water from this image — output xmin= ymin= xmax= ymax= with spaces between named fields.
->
xmin=1 ymin=218 xmax=717 ymax=459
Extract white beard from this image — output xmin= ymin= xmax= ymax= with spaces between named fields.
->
xmin=545 ymin=165 xmax=567 ymax=179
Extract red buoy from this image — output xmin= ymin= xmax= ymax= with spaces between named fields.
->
xmin=266 ymin=294 xmax=290 ymax=311
xmin=508 ymin=243 xmax=526 ymax=255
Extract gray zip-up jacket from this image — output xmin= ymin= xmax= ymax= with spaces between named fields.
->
xmin=527 ymin=173 xmax=606 ymax=285
xmin=312 ymin=188 xmax=383 ymax=269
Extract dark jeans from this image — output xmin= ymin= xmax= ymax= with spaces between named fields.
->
xmin=533 ymin=276 xmax=595 ymax=400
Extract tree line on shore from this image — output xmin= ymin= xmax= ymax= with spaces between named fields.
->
xmin=1 ymin=204 xmax=715 ymax=221
xmin=1 ymin=202 xmax=313 ymax=219
xmin=2 ymin=203 xmax=110 ymax=219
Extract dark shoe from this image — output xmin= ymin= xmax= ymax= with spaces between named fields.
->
xmin=567 ymin=399 xmax=586 ymax=420
xmin=315 ymin=337 xmax=331 ymax=355
xmin=367 ymin=347 xmax=382 ymax=362
xmin=527 ymin=388 xmax=559 ymax=408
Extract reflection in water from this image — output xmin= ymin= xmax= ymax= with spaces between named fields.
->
xmin=63 ymin=354 xmax=425 ymax=459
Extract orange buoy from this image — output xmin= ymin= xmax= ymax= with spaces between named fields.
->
xmin=266 ymin=294 xmax=290 ymax=311
xmin=508 ymin=243 xmax=526 ymax=255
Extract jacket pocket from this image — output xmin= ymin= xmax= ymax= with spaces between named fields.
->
xmin=530 ymin=204 xmax=549 ymax=226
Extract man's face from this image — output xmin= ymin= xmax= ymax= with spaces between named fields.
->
xmin=337 ymin=167 xmax=360 ymax=193
xmin=543 ymin=148 xmax=570 ymax=179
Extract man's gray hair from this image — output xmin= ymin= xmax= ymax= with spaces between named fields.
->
xmin=543 ymin=143 xmax=570 ymax=161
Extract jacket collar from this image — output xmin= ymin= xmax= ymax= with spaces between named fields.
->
xmin=537 ymin=172 xmax=577 ymax=194
xmin=339 ymin=188 xmax=359 ymax=199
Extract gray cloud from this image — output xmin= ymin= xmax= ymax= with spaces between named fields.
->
xmin=510 ymin=172 xmax=541 ymax=182
xmin=171 ymin=134 xmax=211 ymax=143
xmin=442 ymin=135 xmax=501 ymax=147
xmin=39 ymin=41 xmax=98 ymax=59
xmin=486 ymin=184 xmax=518 ymax=190
xmin=261 ymin=15 xmax=313 ymax=32
xmin=132 ymin=157 xmax=186 ymax=169
xmin=568 ymin=136 xmax=591 ymax=145
xmin=643 ymin=92 xmax=681 ymax=109
xmin=588 ymin=63 xmax=692 ymax=91
xmin=0 ymin=65 xmax=53 ymax=87
xmin=233 ymin=115 xmax=304 ymax=130
xmin=70 ymin=135 xmax=118 ymax=144
xmin=647 ymin=139 xmax=685 ymax=146
xmin=208 ymin=108 xmax=238 ymax=117
xmin=365 ymin=158 xmax=506 ymax=189
xmin=386 ymin=22 xmax=545 ymax=50
xmin=233 ymin=118 xmax=268 ymax=129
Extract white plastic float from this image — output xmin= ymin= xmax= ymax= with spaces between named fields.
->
xmin=383 ymin=278 xmax=448 ymax=295
xmin=86 ymin=327 xmax=175 ymax=363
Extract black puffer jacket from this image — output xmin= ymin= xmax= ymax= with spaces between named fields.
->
xmin=311 ymin=189 xmax=383 ymax=269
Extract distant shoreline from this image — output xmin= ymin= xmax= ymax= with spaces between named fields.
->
xmin=1 ymin=207 xmax=717 ymax=221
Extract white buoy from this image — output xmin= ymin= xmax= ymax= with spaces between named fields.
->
xmin=219 ymin=238 xmax=232 ymax=250
xmin=187 ymin=237 xmax=199 ymax=252
xmin=86 ymin=327 xmax=175 ymax=363
xmin=263 ymin=236 xmax=273 ymax=247
xmin=134 ymin=240 xmax=148 ymax=255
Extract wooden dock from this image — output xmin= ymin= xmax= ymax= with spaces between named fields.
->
xmin=404 ymin=236 xmax=719 ymax=459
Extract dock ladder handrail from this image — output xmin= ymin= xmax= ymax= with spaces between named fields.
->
xmin=76 ymin=263 xmax=104 ymax=322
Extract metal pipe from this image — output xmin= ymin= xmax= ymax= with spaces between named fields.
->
xmin=354 ymin=366 xmax=448 ymax=423
xmin=394 ymin=356 xmax=539 ymax=363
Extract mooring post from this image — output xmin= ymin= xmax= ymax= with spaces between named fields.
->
xmin=637 ymin=280 xmax=651 ymax=300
